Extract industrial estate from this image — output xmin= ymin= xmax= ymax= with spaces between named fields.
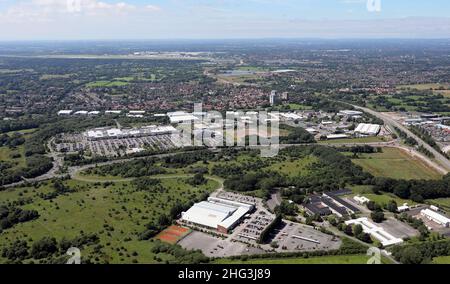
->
xmin=1 ymin=3 xmax=450 ymax=267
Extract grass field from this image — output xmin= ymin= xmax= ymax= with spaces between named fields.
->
xmin=0 ymin=144 xmax=26 ymax=168
xmin=0 ymin=177 xmax=219 ymax=264
xmin=351 ymin=148 xmax=441 ymax=180
xmin=266 ymin=156 xmax=318 ymax=177
xmin=319 ymin=136 xmax=387 ymax=144
xmin=428 ymin=198 xmax=450 ymax=211
xmin=347 ymin=185 xmax=417 ymax=207
xmin=432 ymin=256 xmax=450 ymax=264
xmin=215 ymin=254 xmax=393 ymax=264
xmin=86 ymin=80 xmax=130 ymax=88
xmin=397 ymin=83 xmax=450 ymax=91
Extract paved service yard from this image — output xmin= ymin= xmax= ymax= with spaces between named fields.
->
xmin=379 ymin=218 xmax=418 ymax=239
xmin=271 ymin=221 xmax=341 ymax=252
xmin=179 ymin=231 xmax=265 ymax=257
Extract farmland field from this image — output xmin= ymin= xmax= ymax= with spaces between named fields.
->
xmin=319 ymin=136 xmax=388 ymax=144
xmin=432 ymin=256 xmax=450 ymax=264
xmin=351 ymin=148 xmax=441 ymax=180
xmin=86 ymin=80 xmax=130 ymax=88
xmin=0 ymin=144 xmax=26 ymax=168
xmin=397 ymin=83 xmax=450 ymax=91
xmin=266 ymin=156 xmax=318 ymax=177
xmin=0 ymin=177 xmax=219 ymax=264
xmin=215 ymin=254 xmax=393 ymax=264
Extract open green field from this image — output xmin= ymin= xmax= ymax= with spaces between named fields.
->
xmin=397 ymin=83 xmax=450 ymax=91
xmin=351 ymin=148 xmax=441 ymax=180
xmin=0 ymin=144 xmax=26 ymax=168
xmin=266 ymin=156 xmax=318 ymax=177
xmin=86 ymin=80 xmax=130 ymax=88
xmin=0 ymin=177 xmax=219 ymax=264
xmin=215 ymin=254 xmax=393 ymax=264
xmin=432 ymin=256 xmax=450 ymax=264
xmin=40 ymin=74 xmax=73 ymax=80
xmin=347 ymin=185 xmax=417 ymax=207
xmin=5 ymin=128 xmax=37 ymax=136
xmin=235 ymin=66 xmax=270 ymax=72
xmin=319 ymin=136 xmax=388 ymax=144
xmin=428 ymin=198 xmax=450 ymax=211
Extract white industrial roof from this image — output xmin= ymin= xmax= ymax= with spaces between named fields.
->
xmin=169 ymin=114 xmax=199 ymax=123
xmin=58 ymin=110 xmax=73 ymax=115
xmin=218 ymin=207 xmax=249 ymax=229
xmin=182 ymin=201 xmax=236 ymax=229
xmin=74 ymin=111 xmax=88 ymax=115
xmin=167 ymin=111 xmax=188 ymax=117
xmin=281 ymin=113 xmax=302 ymax=120
xmin=355 ymin=123 xmax=381 ymax=135
xmin=182 ymin=198 xmax=253 ymax=230
xmin=346 ymin=217 xmax=403 ymax=246
xmin=87 ymin=130 xmax=104 ymax=138
xmin=421 ymin=209 xmax=450 ymax=224
xmin=340 ymin=110 xmax=363 ymax=116
xmin=85 ymin=125 xmax=177 ymax=139
xmin=327 ymin=134 xmax=348 ymax=139
xmin=129 ymin=110 xmax=146 ymax=114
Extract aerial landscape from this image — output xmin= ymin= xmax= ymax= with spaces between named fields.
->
xmin=0 ymin=0 xmax=450 ymax=274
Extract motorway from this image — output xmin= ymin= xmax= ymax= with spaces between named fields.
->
xmin=352 ymin=104 xmax=450 ymax=173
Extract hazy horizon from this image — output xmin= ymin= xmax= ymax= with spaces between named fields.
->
xmin=0 ymin=0 xmax=449 ymax=40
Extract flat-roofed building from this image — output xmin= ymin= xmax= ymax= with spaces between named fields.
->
xmin=339 ymin=110 xmax=363 ymax=117
xmin=345 ymin=217 xmax=403 ymax=246
xmin=129 ymin=110 xmax=146 ymax=115
xmin=354 ymin=123 xmax=381 ymax=136
xmin=58 ymin=110 xmax=73 ymax=116
xmin=167 ymin=111 xmax=199 ymax=123
xmin=420 ymin=208 xmax=450 ymax=227
xmin=105 ymin=110 xmax=122 ymax=115
xmin=84 ymin=125 xmax=178 ymax=141
xmin=181 ymin=197 xmax=254 ymax=234
xmin=327 ymin=134 xmax=348 ymax=140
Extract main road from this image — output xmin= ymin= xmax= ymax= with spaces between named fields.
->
xmin=352 ymin=104 xmax=450 ymax=173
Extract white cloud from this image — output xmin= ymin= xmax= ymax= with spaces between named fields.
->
xmin=0 ymin=0 xmax=159 ymax=23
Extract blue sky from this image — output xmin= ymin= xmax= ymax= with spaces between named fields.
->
xmin=0 ymin=0 xmax=449 ymax=40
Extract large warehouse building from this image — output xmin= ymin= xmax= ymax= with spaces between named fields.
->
xmin=181 ymin=197 xmax=254 ymax=233
xmin=420 ymin=209 xmax=450 ymax=228
xmin=83 ymin=125 xmax=178 ymax=141
xmin=354 ymin=123 xmax=381 ymax=136
xmin=345 ymin=217 xmax=403 ymax=246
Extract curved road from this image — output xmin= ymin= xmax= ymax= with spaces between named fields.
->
xmin=352 ymin=104 xmax=450 ymax=173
